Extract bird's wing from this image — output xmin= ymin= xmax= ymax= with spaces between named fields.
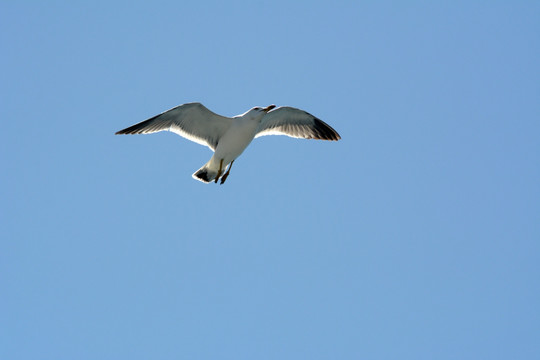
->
xmin=255 ymin=107 xmax=341 ymax=141
xmin=115 ymin=102 xmax=233 ymax=151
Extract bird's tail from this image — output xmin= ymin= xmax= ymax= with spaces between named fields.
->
xmin=192 ymin=162 xmax=218 ymax=183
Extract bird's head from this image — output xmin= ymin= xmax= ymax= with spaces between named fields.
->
xmin=243 ymin=105 xmax=276 ymax=120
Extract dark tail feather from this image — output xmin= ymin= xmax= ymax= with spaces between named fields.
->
xmin=192 ymin=163 xmax=217 ymax=183
xmin=193 ymin=168 xmax=210 ymax=183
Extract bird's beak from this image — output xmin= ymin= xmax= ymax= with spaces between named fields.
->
xmin=263 ymin=104 xmax=276 ymax=113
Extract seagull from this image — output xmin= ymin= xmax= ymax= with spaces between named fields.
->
xmin=115 ymin=102 xmax=341 ymax=184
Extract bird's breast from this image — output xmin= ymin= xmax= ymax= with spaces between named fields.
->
xmin=214 ymin=120 xmax=258 ymax=161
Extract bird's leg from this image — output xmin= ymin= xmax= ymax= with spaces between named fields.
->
xmin=215 ymin=159 xmax=224 ymax=183
xmin=220 ymin=160 xmax=234 ymax=185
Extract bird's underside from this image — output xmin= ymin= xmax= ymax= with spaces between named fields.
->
xmin=115 ymin=102 xmax=341 ymax=184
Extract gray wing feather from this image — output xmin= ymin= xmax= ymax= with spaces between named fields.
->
xmin=115 ymin=102 xmax=232 ymax=151
xmin=255 ymin=107 xmax=341 ymax=141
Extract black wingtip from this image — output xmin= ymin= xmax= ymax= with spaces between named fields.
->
xmin=313 ymin=118 xmax=341 ymax=141
xmin=114 ymin=117 xmax=157 ymax=135
xmin=115 ymin=126 xmax=136 ymax=135
xmin=115 ymin=128 xmax=135 ymax=135
xmin=115 ymin=128 xmax=136 ymax=135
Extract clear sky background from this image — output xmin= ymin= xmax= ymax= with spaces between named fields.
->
xmin=1 ymin=1 xmax=539 ymax=359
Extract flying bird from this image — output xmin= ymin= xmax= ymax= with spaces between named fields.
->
xmin=115 ymin=103 xmax=341 ymax=184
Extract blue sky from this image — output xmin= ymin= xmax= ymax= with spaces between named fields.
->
xmin=1 ymin=1 xmax=539 ymax=359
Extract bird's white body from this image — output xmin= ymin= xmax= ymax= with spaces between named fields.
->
xmin=116 ymin=102 xmax=340 ymax=184
xmin=196 ymin=109 xmax=262 ymax=182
